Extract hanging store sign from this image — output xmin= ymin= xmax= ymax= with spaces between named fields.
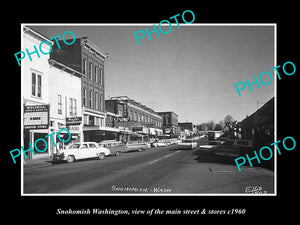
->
xmin=66 ymin=116 xmax=82 ymax=125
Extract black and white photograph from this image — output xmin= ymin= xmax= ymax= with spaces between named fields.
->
xmin=4 ymin=5 xmax=298 ymax=221
xmin=20 ymin=24 xmax=275 ymax=195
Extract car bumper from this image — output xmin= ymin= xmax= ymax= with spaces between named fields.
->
xmin=52 ymin=154 xmax=67 ymax=162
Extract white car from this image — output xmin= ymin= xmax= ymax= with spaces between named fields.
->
xmin=52 ymin=142 xmax=110 ymax=163
xmin=178 ymin=139 xmax=197 ymax=150
xmin=151 ymin=141 xmax=167 ymax=147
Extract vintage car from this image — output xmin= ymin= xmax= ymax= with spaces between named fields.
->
xmin=199 ymin=140 xmax=225 ymax=151
xmin=98 ymin=140 xmax=129 ymax=156
xmin=178 ymin=139 xmax=197 ymax=150
xmin=212 ymin=139 xmax=253 ymax=157
xmin=52 ymin=142 xmax=110 ymax=163
xmin=126 ymin=142 xmax=151 ymax=152
xmin=151 ymin=140 xmax=167 ymax=147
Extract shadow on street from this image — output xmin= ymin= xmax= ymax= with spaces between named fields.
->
xmin=192 ymin=149 xmax=274 ymax=171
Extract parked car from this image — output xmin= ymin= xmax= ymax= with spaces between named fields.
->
xmin=199 ymin=140 xmax=224 ymax=151
xmin=99 ymin=140 xmax=128 ymax=156
xmin=151 ymin=140 xmax=167 ymax=147
xmin=52 ymin=142 xmax=110 ymax=163
xmin=212 ymin=139 xmax=252 ymax=157
xmin=178 ymin=139 xmax=197 ymax=150
xmin=126 ymin=142 xmax=150 ymax=152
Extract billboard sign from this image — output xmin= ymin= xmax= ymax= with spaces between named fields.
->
xmin=24 ymin=105 xmax=49 ymax=129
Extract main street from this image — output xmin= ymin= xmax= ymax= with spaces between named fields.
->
xmin=23 ymin=140 xmax=274 ymax=194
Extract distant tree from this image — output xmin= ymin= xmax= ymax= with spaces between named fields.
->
xmin=214 ymin=123 xmax=223 ymax=131
xmin=218 ymin=120 xmax=226 ymax=129
xmin=206 ymin=120 xmax=215 ymax=130
xmin=224 ymin=115 xmax=234 ymax=127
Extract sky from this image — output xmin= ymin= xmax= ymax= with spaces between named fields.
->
xmin=30 ymin=24 xmax=275 ymax=125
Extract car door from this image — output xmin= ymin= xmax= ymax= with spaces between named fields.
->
xmin=88 ymin=143 xmax=98 ymax=158
xmin=79 ymin=143 xmax=89 ymax=159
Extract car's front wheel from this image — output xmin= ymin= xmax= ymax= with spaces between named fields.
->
xmin=98 ymin=153 xmax=105 ymax=160
xmin=66 ymin=155 xmax=75 ymax=163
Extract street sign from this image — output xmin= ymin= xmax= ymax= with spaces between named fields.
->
xmin=24 ymin=105 xmax=49 ymax=129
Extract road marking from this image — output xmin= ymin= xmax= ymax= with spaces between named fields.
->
xmin=147 ymin=159 xmax=160 ymax=165
xmin=163 ymin=153 xmax=174 ymax=158
xmin=147 ymin=150 xmax=180 ymax=165
xmin=212 ymin=170 xmax=233 ymax=173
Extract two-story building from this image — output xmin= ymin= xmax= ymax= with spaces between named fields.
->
xmin=48 ymin=59 xmax=83 ymax=154
xmin=157 ymin=111 xmax=179 ymax=138
xmin=50 ymin=37 xmax=109 ymax=142
xmin=22 ymin=26 xmax=84 ymax=159
xmin=22 ymin=26 xmax=53 ymax=159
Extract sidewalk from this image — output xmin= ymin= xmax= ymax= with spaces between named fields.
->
xmin=23 ymin=158 xmax=52 ymax=170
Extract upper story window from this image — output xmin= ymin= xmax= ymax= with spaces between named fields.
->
xmin=95 ymin=91 xmax=98 ymax=110
xmin=58 ymin=94 xmax=62 ymax=114
xmin=94 ymin=65 xmax=98 ymax=83
xmin=99 ymin=68 xmax=103 ymax=85
xmin=83 ymin=88 xmax=87 ymax=107
xmin=100 ymin=93 xmax=103 ymax=111
xmin=31 ymin=72 xmax=42 ymax=98
xmin=69 ymin=98 xmax=77 ymax=116
xmin=82 ymin=58 xmax=87 ymax=75
xmin=89 ymin=90 xmax=93 ymax=108
xmin=88 ymin=62 xmax=93 ymax=80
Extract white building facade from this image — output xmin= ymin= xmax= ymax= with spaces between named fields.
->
xmin=22 ymin=26 xmax=84 ymax=159
xmin=48 ymin=59 xmax=83 ymax=154
xmin=22 ymin=26 xmax=53 ymax=160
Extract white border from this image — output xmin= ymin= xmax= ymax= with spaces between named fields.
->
xmin=21 ymin=23 xmax=277 ymax=196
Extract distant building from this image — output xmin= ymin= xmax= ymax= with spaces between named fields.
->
xmin=178 ymin=122 xmax=193 ymax=138
xmin=178 ymin=122 xmax=193 ymax=131
xmin=105 ymin=96 xmax=163 ymax=143
xmin=157 ymin=111 xmax=179 ymax=138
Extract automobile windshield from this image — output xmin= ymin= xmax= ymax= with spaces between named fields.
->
xmin=70 ymin=143 xmax=81 ymax=149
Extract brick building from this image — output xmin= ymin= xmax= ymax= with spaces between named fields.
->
xmin=157 ymin=111 xmax=179 ymax=138
xmin=105 ymin=96 xmax=163 ymax=142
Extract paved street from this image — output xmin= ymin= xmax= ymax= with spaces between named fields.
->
xmin=23 ymin=139 xmax=274 ymax=194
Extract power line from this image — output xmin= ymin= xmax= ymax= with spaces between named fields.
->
xmin=108 ymin=58 xmax=262 ymax=74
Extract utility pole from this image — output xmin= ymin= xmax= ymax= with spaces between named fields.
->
xmin=257 ymin=100 xmax=264 ymax=110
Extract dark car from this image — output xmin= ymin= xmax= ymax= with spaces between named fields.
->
xmin=213 ymin=139 xmax=253 ymax=157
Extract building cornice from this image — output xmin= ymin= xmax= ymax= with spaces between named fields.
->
xmin=48 ymin=59 xmax=84 ymax=78
xmin=23 ymin=26 xmax=54 ymax=45
xmin=80 ymin=38 xmax=109 ymax=60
